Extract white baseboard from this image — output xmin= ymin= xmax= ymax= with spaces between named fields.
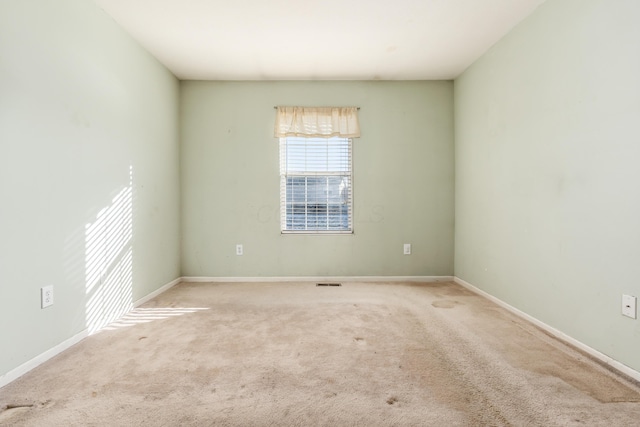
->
xmin=133 ymin=277 xmax=181 ymax=307
xmin=0 ymin=328 xmax=88 ymax=389
xmin=0 ymin=276 xmax=181 ymax=389
xmin=454 ymin=276 xmax=640 ymax=383
xmin=181 ymin=275 xmax=454 ymax=283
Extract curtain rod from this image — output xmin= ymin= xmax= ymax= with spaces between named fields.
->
xmin=274 ymin=106 xmax=360 ymax=110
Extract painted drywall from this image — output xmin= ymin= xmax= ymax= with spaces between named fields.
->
xmin=0 ymin=0 xmax=180 ymax=379
xmin=181 ymin=81 xmax=454 ymax=277
xmin=455 ymin=0 xmax=640 ymax=372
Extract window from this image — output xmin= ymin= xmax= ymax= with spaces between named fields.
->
xmin=279 ymin=136 xmax=353 ymax=233
xmin=274 ymin=106 xmax=359 ymax=234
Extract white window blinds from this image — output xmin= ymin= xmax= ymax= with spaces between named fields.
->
xmin=279 ymin=137 xmax=353 ymax=233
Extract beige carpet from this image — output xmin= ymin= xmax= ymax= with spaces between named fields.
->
xmin=1 ymin=281 xmax=639 ymax=426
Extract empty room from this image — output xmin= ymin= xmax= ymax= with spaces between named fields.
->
xmin=1 ymin=0 xmax=639 ymax=425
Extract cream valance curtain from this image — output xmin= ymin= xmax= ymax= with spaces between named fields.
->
xmin=274 ymin=107 xmax=360 ymax=138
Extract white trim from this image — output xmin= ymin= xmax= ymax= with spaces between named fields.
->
xmin=181 ymin=276 xmax=454 ymax=283
xmin=454 ymin=276 xmax=640 ymax=383
xmin=133 ymin=277 xmax=181 ymax=307
xmin=0 ymin=329 xmax=88 ymax=389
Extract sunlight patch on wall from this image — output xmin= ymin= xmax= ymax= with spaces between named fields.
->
xmin=85 ymin=166 xmax=133 ymax=334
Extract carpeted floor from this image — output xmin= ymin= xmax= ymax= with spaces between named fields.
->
xmin=1 ymin=281 xmax=639 ymax=426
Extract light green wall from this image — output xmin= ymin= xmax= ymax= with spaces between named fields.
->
xmin=181 ymin=81 xmax=454 ymax=277
xmin=0 ymin=0 xmax=180 ymax=378
xmin=455 ymin=0 xmax=640 ymax=372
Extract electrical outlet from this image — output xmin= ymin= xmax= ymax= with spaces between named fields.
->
xmin=236 ymin=244 xmax=243 ymax=256
xmin=41 ymin=286 xmax=54 ymax=308
xmin=622 ymin=294 xmax=637 ymax=319
xmin=403 ymin=243 xmax=411 ymax=255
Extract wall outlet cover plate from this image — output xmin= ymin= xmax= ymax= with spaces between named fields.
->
xmin=622 ymin=294 xmax=637 ymax=319
xmin=41 ymin=286 xmax=54 ymax=308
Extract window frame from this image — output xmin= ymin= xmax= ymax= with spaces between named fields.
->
xmin=279 ymin=136 xmax=354 ymax=235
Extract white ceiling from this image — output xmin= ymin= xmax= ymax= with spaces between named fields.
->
xmin=94 ymin=0 xmax=546 ymax=81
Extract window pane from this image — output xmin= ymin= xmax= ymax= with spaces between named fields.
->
xmin=280 ymin=137 xmax=352 ymax=232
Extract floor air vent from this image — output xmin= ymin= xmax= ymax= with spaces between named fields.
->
xmin=316 ymin=283 xmax=342 ymax=287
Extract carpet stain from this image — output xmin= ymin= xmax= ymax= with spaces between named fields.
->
xmin=40 ymin=400 xmax=54 ymax=409
xmin=482 ymin=316 xmax=640 ymax=403
xmin=432 ymin=300 xmax=459 ymax=309
xmin=536 ymin=364 xmax=640 ymax=403
xmin=386 ymin=396 xmax=398 ymax=405
xmin=4 ymin=403 xmax=34 ymax=410
xmin=0 ymin=400 xmax=55 ymax=424
xmin=406 ymin=282 xmax=475 ymax=298
xmin=0 ymin=405 xmax=32 ymax=424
